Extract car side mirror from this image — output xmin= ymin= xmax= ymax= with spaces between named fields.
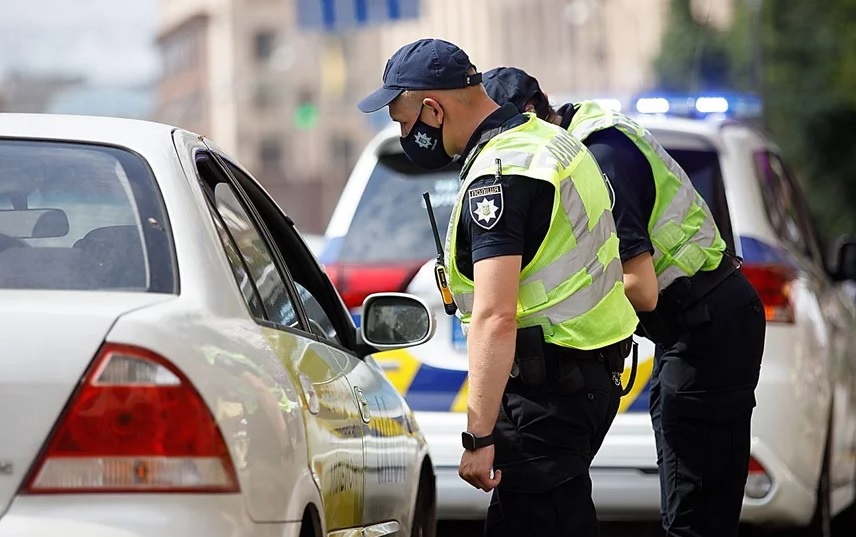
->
xmin=358 ymin=292 xmax=435 ymax=351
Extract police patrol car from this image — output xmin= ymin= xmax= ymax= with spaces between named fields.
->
xmin=321 ymin=93 xmax=856 ymax=533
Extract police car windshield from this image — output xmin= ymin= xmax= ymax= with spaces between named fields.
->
xmin=339 ymin=153 xmax=460 ymax=264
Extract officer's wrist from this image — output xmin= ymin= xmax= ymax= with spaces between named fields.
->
xmin=466 ymin=422 xmax=494 ymax=437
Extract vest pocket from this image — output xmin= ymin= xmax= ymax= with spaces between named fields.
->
xmin=518 ymin=280 xmax=549 ymax=310
xmin=672 ymin=241 xmax=706 ymax=275
xmin=651 ymin=219 xmax=685 ymax=254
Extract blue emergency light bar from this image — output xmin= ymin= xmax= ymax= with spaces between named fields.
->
xmin=631 ymin=91 xmax=762 ymax=120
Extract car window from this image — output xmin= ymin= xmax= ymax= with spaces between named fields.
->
xmin=294 ymin=281 xmax=343 ymax=345
xmin=754 ymin=151 xmax=815 ymax=257
xmin=340 ymin=153 xmax=460 ymax=263
xmin=0 ymin=139 xmax=174 ymax=292
xmin=212 ymin=182 xmax=300 ymax=328
xmin=221 ymin=160 xmax=346 ymax=347
xmin=195 ymin=151 xmax=300 ymax=328
xmin=207 ymin=199 xmax=267 ymax=319
xmin=660 ymin=148 xmax=736 ymax=252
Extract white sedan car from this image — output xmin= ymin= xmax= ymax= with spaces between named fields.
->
xmin=321 ymin=96 xmax=856 ymax=534
xmin=0 ymin=113 xmax=438 ymax=537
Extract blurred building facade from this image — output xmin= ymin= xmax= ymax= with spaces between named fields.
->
xmin=155 ymin=0 xmax=735 ymax=233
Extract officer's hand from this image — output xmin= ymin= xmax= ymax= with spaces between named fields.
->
xmin=459 ymin=445 xmax=501 ymax=492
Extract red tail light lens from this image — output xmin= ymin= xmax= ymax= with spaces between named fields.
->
xmin=745 ymin=456 xmax=773 ymax=499
xmin=23 ymin=344 xmax=238 ymax=494
xmin=325 ymin=262 xmax=425 ymax=310
xmin=741 ymin=264 xmax=796 ymax=323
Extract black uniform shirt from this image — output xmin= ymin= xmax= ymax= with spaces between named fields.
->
xmin=558 ymin=103 xmax=656 ymax=263
xmin=456 ymin=105 xmax=554 ymax=280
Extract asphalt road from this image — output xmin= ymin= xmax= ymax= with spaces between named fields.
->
xmin=436 ymin=507 xmax=856 ymax=536
xmin=437 ymin=520 xmax=664 ymax=536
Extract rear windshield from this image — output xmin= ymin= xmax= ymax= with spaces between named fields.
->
xmin=0 ymin=139 xmax=174 ymax=292
xmin=339 ymin=153 xmax=460 ymax=263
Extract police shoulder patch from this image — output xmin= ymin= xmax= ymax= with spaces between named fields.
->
xmin=468 ymin=183 xmax=504 ymax=230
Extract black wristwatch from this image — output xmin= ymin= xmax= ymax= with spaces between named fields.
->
xmin=461 ymin=431 xmax=494 ymax=451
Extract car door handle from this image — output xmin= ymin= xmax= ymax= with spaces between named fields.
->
xmin=354 ymin=386 xmax=371 ymax=424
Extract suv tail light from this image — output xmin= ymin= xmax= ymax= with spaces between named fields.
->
xmin=326 ymin=262 xmax=425 ymax=310
xmin=741 ymin=264 xmax=796 ymax=323
xmin=23 ymin=344 xmax=238 ymax=494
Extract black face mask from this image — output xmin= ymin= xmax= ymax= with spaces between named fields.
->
xmin=400 ymin=105 xmax=453 ymax=170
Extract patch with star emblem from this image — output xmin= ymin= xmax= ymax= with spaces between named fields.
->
xmin=413 ymin=131 xmax=437 ymax=150
xmin=468 ymin=183 xmax=504 ymax=230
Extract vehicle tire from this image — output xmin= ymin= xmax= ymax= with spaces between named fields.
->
xmin=411 ymin=468 xmax=437 ymax=537
xmin=806 ymin=434 xmax=832 ymax=537
xmin=299 ymin=507 xmax=322 ymax=537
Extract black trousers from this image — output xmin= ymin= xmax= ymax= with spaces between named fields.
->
xmin=649 ymin=269 xmax=766 ymax=536
xmin=484 ymin=355 xmax=622 ymax=537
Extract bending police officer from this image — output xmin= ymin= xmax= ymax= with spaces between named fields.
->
xmin=483 ymin=66 xmax=767 ymax=537
xmin=358 ymin=39 xmax=638 ymax=536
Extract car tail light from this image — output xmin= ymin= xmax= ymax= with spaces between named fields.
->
xmin=326 ymin=262 xmax=425 ymax=310
xmin=23 ymin=344 xmax=238 ymax=494
xmin=745 ymin=456 xmax=773 ymax=499
xmin=741 ymin=264 xmax=796 ymax=323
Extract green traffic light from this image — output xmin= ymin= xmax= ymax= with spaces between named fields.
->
xmin=295 ymin=103 xmax=319 ymax=130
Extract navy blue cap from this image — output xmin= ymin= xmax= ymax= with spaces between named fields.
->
xmin=358 ymin=38 xmax=483 ymax=113
xmin=482 ymin=67 xmax=544 ymax=114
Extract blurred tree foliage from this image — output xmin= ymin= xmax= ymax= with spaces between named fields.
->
xmin=654 ymin=0 xmax=856 ymax=242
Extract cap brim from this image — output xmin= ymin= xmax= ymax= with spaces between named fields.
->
xmin=357 ymin=86 xmax=404 ymax=113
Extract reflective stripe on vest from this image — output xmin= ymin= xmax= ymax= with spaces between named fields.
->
xmin=446 ymin=114 xmax=637 ymax=350
xmin=568 ymin=101 xmax=725 ymax=290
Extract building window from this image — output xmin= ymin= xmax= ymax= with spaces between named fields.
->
xmin=330 ymin=135 xmax=354 ymax=171
xmin=259 ymin=136 xmax=283 ymax=171
xmin=253 ymin=82 xmax=279 ymax=110
xmin=254 ymin=30 xmax=278 ymax=63
xmin=162 ymin=30 xmax=198 ymax=77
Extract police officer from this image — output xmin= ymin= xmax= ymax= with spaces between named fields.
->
xmin=358 ymin=39 xmax=638 ymax=536
xmin=483 ymin=67 xmax=767 ymax=537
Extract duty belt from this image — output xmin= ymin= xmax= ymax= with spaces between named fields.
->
xmin=660 ymin=251 xmax=742 ymax=312
xmin=509 ymin=335 xmax=638 ymax=397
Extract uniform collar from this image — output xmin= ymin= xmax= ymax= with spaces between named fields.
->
xmin=459 ymin=104 xmax=526 ymax=179
xmin=461 ymin=104 xmax=524 ymax=164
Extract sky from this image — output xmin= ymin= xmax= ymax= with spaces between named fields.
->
xmin=0 ymin=0 xmax=159 ymax=86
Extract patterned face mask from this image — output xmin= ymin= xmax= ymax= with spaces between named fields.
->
xmin=399 ymin=104 xmax=453 ymax=170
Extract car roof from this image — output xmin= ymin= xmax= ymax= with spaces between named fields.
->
xmin=0 ymin=113 xmax=185 ymax=152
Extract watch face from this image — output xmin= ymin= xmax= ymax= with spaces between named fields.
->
xmin=461 ymin=432 xmax=475 ymax=450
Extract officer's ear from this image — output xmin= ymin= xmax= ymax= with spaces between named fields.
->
xmin=421 ymin=97 xmax=445 ymax=126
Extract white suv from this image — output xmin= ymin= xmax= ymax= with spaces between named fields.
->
xmin=321 ymin=98 xmax=856 ymax=533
